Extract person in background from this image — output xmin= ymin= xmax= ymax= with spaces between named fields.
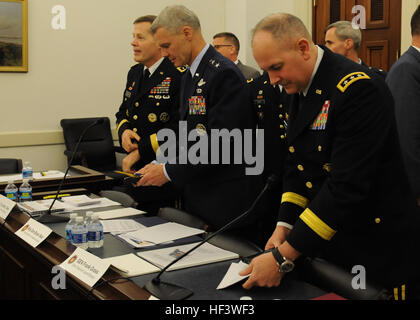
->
xmin=386 ymin=5 xmax=420 ymax=206
xmin=248 ymin=72 xmax=289 ymax=242
xmin=213 ymin=32 xmax=261 ymax=81
xmin=325 ymin=20 xmax=386 ymax=78
xmin=135 ymin=5 xmax=267 ymax=246
xmin=115 ymin=15 xmax=184 ymax=214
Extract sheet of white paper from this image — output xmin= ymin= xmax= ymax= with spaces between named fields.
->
xmin=0 ymin=171 xmax=66 ymax=183
xmin=33 ymin=171 xmax=65 ymax=180
xmin=124 ymin=222 xmax=204 ymax=244
xmin=217 ymin=261 xmax=250 ymax=290
xmin=103 ymin=253 xmax=160 ymax=277
xmin=94 ymin=207 xmax=146 ymax=220
xmin=101 ymin=219 xmax=145 ymax=234
xmin=0 ymin=174 xmax=22 ymax=183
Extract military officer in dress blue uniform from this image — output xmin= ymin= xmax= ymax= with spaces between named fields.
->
xmin=115 ymin=15 xmax=184 ymax=214
xmin=135 ymin=5 xmax=267 ymax=245
xmin=248 ymin=72 xmax=290 ymax=241
xmin=240 ymin=13 xmax=420 ymax=300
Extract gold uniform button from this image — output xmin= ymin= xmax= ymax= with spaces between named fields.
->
xmin=135 ymin=102 xmax=139 ymax=107
xmin=133 ymin=128 xmax=138 ymax=133
xmin=306 ymin=182 xmax=313 ymax=189
xmin=258 ymin=105 xmax=262 ymax=109
xmin=279 ymin=104 xmax=283 ymax=109
xmin=297 ymin=165 xmax=304 ymax=171
xmin=375 ymin=218 xmax=381 ymax=224
xmin=289 ymin=146 xmax=295 ymax=153
xmin=133 ymin=115 xmax=138 ymax=120
xmin=280 ymin=125 xmax=284 ymax=129
xmin=156 ymin=102 xmax=160 ymax=106
xmin=318 ymin=145 xmax=323 ymax=152
xmin=279 ymin=114 xmax=284 ymax=119
xmin=281 ymin=135 xmax=285 ymax=140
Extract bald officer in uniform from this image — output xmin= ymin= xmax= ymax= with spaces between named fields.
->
xmin=248 ymin=73 xmax=289 ymax=241
xmin=115 ymin=15 xmax=183 ymax=213
xmin=240 ymin=13 xmax=420 ymax=300
xmin=135 ymin=5 xmax=266 ymax=245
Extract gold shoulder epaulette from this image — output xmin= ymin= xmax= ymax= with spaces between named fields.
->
xmin=177 ymin=66 xmax=187 ymax=73
xmin=337 ymin=72 xmax=370 ymax=93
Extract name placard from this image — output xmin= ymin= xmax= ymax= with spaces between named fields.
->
xmin=15 ymin=218 xmax=53 ymax=247
xmin=60 ymin=248 xmax=110 ymax=288
xmin=0 ymin=194 xmax=16 ymax=220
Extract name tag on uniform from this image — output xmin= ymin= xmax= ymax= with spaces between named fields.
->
xmin=310 ymin=100 xmax=330 ymax=131
xmin=189 ymin=96 xmax=206 ymax=115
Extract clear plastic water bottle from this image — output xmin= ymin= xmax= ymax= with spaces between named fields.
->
xmin=88 ymin=214 xmax=103 ymax=248
xmin=19 ymin=179 xmax=32 ymax=202
xmin=22 ymin=161 xmax=33 ymax=181
xmin=65 ymin=213 xmax=78 ymax=241
xmin=5 ymin=180 xmax=18 ymax=202
xmin=71 ymin=216 xmax=88 ymax=249
xmin=85 ymin=211 xmax=93 ymax=227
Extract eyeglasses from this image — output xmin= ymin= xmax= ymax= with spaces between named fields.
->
xmin=213 ymin=44 xmax=233 ymax=49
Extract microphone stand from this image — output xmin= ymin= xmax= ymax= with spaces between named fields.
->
xmin=144 ymin=175 xmax=277 ymax=300
xmin=36 ymin=120 xmax=102 ymax=224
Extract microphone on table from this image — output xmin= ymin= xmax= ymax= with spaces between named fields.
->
xmin=143 ymin=174 xmax=279 ymax=300
xmin=36 ymin=119 xmax=105 ymax=224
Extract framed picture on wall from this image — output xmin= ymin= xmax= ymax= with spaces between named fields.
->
xmin=0 ymin=0 xmax=28 ymax=72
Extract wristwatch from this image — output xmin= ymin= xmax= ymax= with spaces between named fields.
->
xmin=272 ymin=248 xmax=295 ymax=273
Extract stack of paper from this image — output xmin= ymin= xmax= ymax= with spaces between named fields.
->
xmin=101 ymin=219 xmax=145 ymax=234
xmin=104 ymin=253 xmax=160 ymax=277
xmin=137 ymin=242 xmax=239 ymax=271
xmin=95 ymin=207 xmax=146 ymax=220
xmin=17 ymin=199 xmax=67 ymax=217
xmin=60 ymin=195 xmax=101 ymax=207
xmin=122 ymin=222 xmax=205 ymax=245
xmin=59 ymin=196 xmax=120 ymax=210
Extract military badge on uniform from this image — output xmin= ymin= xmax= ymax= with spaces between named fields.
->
xmin=148 ymin=113 xmax=157 ymax=123
xmin=196 ymin=124 xmax=207 ymax=135
xmin=310 ymin=100 xmax=330 ymax=130
xmin=189 ymin=96 xmax=206 ymax=115
xmin=337 ymin=72 xmax=370 ymax=93
xmin=160 ymin=112 xmax=170 ymax=123
xmin=124 ymin=90 xmax=132 ymax=98
xmin=198 ymin=79 xmax=206 ymax=87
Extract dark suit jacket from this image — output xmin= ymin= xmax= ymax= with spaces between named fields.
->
xmin=165 ymin=46 xmax=265 ymax=235
xmin=237 ymin=60 xmax=261 ymax=81
xmin=115 ymin=58 xmax=182 ymax=168
xmin=386 ymin=46 xmax=420 ymax=198
xmin=279 ymin=46 xmax=420 ymax=291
